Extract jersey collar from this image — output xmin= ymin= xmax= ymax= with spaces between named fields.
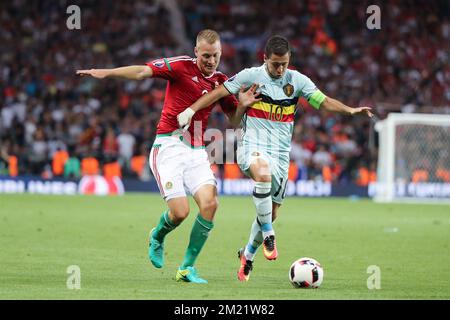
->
xmin=263 ymin=63 xmax=285 ymax=84
xmin=193 ymin=59 xmax=217 ymax=79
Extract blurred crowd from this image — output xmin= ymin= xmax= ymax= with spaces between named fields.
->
xmin=0 ymin=0 xmax=449 ymax=185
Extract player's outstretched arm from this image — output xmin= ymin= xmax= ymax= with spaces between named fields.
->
xmin=321 ymin=96 xmax=373 ymax=118
xmin=227 ymin=84 xmax=261 ymax=128
xmin=177 ymin=84 xmax=231 ymax=130
xmin=76 ymin=65 xmax=153 ymax=80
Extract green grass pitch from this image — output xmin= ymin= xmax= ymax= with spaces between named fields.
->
xmin=0 ymin=193 xmax=449 ymax=299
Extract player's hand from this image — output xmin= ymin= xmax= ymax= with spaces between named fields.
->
xmin=238 ymin=84 xmax=261 ymax=109
xmin=350 ymin=106 xmax=373 ymax=118
xmin=177 ymin=107 xmax=195 ymax=131
xmin=76 ymin=69 xmax=109 ymax=79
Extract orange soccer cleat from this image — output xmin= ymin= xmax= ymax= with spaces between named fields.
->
xmin=237 ymin=248 xmax=253 ymax=282
xmin=262 ymin=235 xmax=278 ymax=260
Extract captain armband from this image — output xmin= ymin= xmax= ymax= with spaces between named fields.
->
xmin=308 ymin=90 xmax=326 ymax=109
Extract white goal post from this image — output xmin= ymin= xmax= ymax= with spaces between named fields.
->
xmin=374 ymin=113 xmax=450 ymax=203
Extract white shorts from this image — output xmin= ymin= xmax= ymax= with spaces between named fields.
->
xmin=149 ymin=135 xmax=216 ymax=201
xmin=237 ymin=145 xmax=289 ymax=204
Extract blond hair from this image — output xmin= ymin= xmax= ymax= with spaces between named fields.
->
xmin=196 ymin=29 xmax=220 ymax=45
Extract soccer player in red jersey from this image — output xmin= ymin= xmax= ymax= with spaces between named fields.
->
xmin=77 ymin=30 xmax=260 ymax=283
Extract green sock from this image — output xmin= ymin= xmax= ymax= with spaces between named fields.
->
xmin=153 ymin=210 xmax=177 ymax=242
xmin=180 ymin=214 xmax=214 ymax=269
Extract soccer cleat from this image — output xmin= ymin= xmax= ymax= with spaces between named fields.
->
xmin=262 ymin=235 xmax=278 ymax=260
xmin=148 ymin=228 xmax=164 ymax=268
xmin=175 ymin=266 xmax=208 ymax=284
xmin=237 ymin=248 xmax=253 ymax=282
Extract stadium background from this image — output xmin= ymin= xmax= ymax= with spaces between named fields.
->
xmin=0 ymin=0 xmax=449 ymax=302
xmin=1 ymin=0 xmax=449 ymax=193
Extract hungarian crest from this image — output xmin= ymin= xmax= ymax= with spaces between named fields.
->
xmin=283 ymin=83 xmax=294 ymax=97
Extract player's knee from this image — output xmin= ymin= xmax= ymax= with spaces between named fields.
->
xmin=200 ymin=196 xmax=219 ymax=216
xmin=251 ymin=161 xmax=271 ymax=183
xmin=171 ymin=207 xmax=190 ymax=223
xmin=254 ymin=173 xmax=271 ymax=183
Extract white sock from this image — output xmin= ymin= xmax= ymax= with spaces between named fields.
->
xmin=252 ymin=181 xmax=274 ymax=239
xmin=244 ymin=218 xmax=263 ymax=261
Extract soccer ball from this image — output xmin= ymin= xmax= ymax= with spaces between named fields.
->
xmin=289 ymin=257 xmax=324 ymax=288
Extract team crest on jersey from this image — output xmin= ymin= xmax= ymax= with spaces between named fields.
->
xmin=283 ymin=83 xmax=294 ymax=97
xmin=152 ymin=59 xmax=165 ymax=68
xmin=165 ymin=181 xmax=173 ymax=190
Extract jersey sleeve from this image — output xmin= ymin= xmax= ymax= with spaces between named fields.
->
xmin=295 ymin=72 xmax=326 ymax=109
xmin=219 ymin=94 xmax=239 ymax=115
xmin=145 ymin=56 xmax=191 ymax=81
xmin=223 ymin=68 xmax=254 ymax=95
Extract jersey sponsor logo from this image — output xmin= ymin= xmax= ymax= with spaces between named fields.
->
xmin=191 ymin=76 xmax=199 ymax=83
xmin=283 ymin=83 xmax=294 ymax=97
xmin=152 ymin=59 xmax=165 ymax=68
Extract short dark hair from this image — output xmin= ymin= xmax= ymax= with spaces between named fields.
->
xmin=265 ymin=35 xmax=290 ymax=58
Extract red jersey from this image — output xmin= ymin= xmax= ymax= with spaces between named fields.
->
xmin=146 ymin=56 xmax=238 ymax=147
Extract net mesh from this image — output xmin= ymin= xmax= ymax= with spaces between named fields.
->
xmin=395 ymin=124 xmax=450 ymax=184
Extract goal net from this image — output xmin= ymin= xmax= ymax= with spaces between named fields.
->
xmin=374 ymin=113 xmax=450 ymax=203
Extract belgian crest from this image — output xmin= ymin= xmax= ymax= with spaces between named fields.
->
xmin=283 ymin=83 xmax=294 ymax=97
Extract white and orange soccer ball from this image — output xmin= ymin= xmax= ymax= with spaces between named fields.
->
xmin=289 ymin=257 xmax=324 ymax=288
